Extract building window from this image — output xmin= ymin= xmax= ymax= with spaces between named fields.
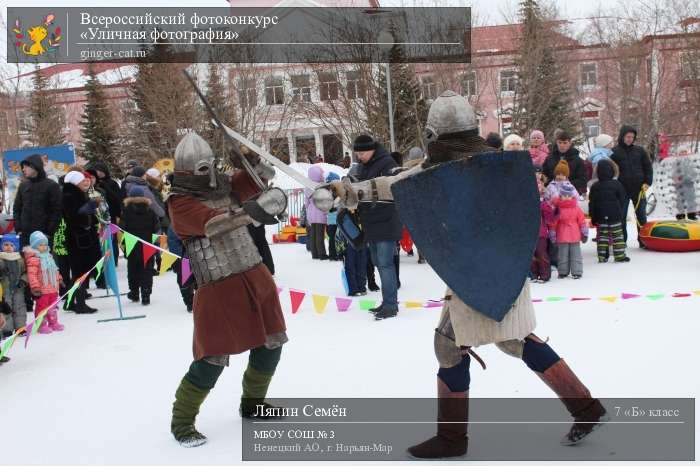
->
xmin=269 ymin=137 xmax=290 ymax=164
xmin=0 ymin=112 xmax=8 ymax=134
xmin=499 ymin=70 xmax=517 ymax=93
xmin=460 ymin=71 xmax=477 ymax=97
xmin=238 ymin=78 xmax=257 ymax=109
xmin=322 ymin=133 xmax=343 ymax=165
xmin=291 ymin=74 xmax=311 ymax=103
xmin=582 ymin=115 xmax=601 ymax=138
xmin=620 ymin=59 xmax=640 ymax=88
xmin=346 ymin=70 xmax=365 ymax=100
xmin=680 ymin=52 xmax=700 ymax=82
xmin=580 ymin=63 xmax=597 ymax=87
xmin=17 ymin=110 xmax=31 ymax=133
xmin=318 ymin=72 xmax=339 ymax=101
xmin=421 ymin=75 xmax=438 ymax=100
xmin=265 ymin=77 xmax=285 ymax=106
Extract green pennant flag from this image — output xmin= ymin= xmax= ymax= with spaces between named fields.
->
xmin=646 ymin=293 xmax=665 ymax=301
xmin=32 ymin=311 xmax=48 ymax=335
xmin=0 ymin=332 xmax=18 ymax=359
xmin=94 ymin=257 xmax=105 ymax=282
xmin=545 ymin=296 xmax=566 ymax=302
xmin=66 ymin=282 xmax=81 ymax=307
xmin=359 ymin=299 xmax=376 ymax=310
xmin=124 ymin=233 xmax=139 ymax=257
xmin=152 ymin=234 xmax=159 ymax=244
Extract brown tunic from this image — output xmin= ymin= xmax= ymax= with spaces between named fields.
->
xmin=168 ymin=172 xmax=286 ymax=361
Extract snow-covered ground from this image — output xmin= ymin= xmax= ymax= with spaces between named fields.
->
xmin=2 ymin=222 xmax=698 ymax=465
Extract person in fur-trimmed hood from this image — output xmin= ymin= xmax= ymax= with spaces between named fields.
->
xmin=0 ymin=234 xmax=28 ymax=336
xmin=119 ymin=186 xmax=161 ymax=305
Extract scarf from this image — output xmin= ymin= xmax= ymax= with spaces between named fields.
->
xmin=37 ymin=248 xmax=59 ymax=290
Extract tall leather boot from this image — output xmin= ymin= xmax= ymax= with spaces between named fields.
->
xmin=407 ymin=379 xmax=468 ymax=459
xmin=171 ymin=377 xmax=210 ymax=448
xmin=537 ymin=359 xmax=608 ymax=445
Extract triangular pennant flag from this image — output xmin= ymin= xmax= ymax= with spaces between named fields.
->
xmin=571 ymin=297 xmax=591 ymax=301
xmin=25 ymin=309 xmax=48 ymax=348
xmin=545 ymin=296 xmax=566 ymax=302
xmin=110 ymin=223 xmax=120 ymax=235
xmin=532 ymin=298 xmax=543 ymax=303
xmin=405 ymin=301 xmax=423 ymax=308
xmin=118 ymin=231 xmax=124 ymax=245
xmin=672 ymin=292 xmax=691 ymax=298
xmin=693 ymin=290 xmax=700 ymax=296
xmin=159 ymin=252 xmax=178 ymax=275
xmin=424 ymin=300 xmax=443 ymax=308
xmin=622 ymin=293 xmax=641 ymax=300
xmin=600 ymin=296 xmax=618 ymax=303
xmin=180 ymin=259 xmax=192 ymax=285
xmin=0 ymin=331 xmax=18 ymax=359
xmin=289 ymin=289 xmax=306 ymax=314
xmin=94 ymin=257 xmax=105 ymax=282
xmin=312 ymin=294 xmax=329 ymax=314
xmin=66 ymin=282 xmax=80 ymax=307
xmin=142 ymin=243 xmax=158 ymax=267
xmin=646 ymin=293 xmax=665 ymax=301
xmin=359 ymin=299 xmax=376 ymax=311
xmin=123 ymin=233 xmax=138 ymax=257
xmin=335 ymin=297 xmax=352 ymax=312
xmin=151 ymin=234 xmax=159 ymax=244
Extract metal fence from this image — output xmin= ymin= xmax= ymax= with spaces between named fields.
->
xmin=280 ymin=188 xmax=306 ymax=231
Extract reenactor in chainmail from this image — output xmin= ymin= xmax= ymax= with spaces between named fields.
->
xmin=167 ymin=132 xmax=288 ymax=448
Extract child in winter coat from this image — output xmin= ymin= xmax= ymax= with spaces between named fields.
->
xmin=531 ymin=173 xmax=555 ymax=282
xmin=589 ymin=134 xmax=614 ymax=167
xmin=551 ymin=184 xmax=589 ymax=279
xmin=120 ymin=186 xmax=161 ymax=305
xmin=24 ymin=231 xmax=63 ymax=333
xmin=544 ymin=160 xmax=577 ymax=206
xmin=589 ymin=159 xmax=630 ymax=263
xmin=0 ymin=234 xmax=28 ymax=336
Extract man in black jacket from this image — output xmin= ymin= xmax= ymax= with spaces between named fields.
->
xmin=354 ymin=134 xmax=402 ymax=320
xmin=542 ymin=132 xmax=587 ymax=196
xmin=12 ymin=154 xmax=62 ymax=248
xmin=610 ymin=125 xmax=653 ymax=247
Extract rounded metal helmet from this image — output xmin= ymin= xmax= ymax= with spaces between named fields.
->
xmin=174 ymin=131 xmax=215 ymax=176
xmin=424 ymin=90 xmax=478 ymax=143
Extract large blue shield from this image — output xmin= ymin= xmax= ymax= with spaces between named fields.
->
xmin=391 ymin=151 xmax=539 ymax=322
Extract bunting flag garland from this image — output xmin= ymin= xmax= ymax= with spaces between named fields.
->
xmin=0 ymin=331 xmax=19 ymax=359
xmin=94 ymin=257 xmax=106 ymax=283
xmin=599 ymin=296 xmax=618 ymax=303
xmin=693 ymin=290 xmax=700 ymax=296
xmin=312 ymin=294 xmax=329 ymax=314
xmin=142 ymin=243 xmax=158 ymax=266
xmin=673 ymin=292 xmax=691 ymax=298
xmin=289 ymin=289 xmax=306 ymax=314
xmin=359 ymin=299 xmax=376 ymax=311
xmin=570 ymin=297 xmax=591 ymax=302
xmin=405 ymin=301 xmax=424 ymax=308
xmin=335 ymin=297 xmax=352 ymax=312
xmin=545 ymin=296 xmax=566 ymax=302
xmin=159 ymin=253 xmax=178 ymax=275
xmin=622 ymin=293 xmax=641 ymax=300
xmin=180 ymin=259 xmax=192 ymax=285
xmin=151 ymin=234 xmax=159 ymax=244
xmin=123 ymin=232 xmax=139 ymax=257
xmin=646 ymin=293 xmax=665 ymax=300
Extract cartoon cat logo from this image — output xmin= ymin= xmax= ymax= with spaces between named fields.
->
xmin=14 ymin=15 xmax=62 ymax=56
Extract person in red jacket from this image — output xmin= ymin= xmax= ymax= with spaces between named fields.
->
xmin=551 ymin=184 xmax=589 ymax=279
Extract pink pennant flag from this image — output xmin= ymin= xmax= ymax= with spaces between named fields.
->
xmin=424 ymin=300 xmax=443 ymax=308
xmin=622 ymin=293 xmax=640 ymax=300
xmin=672 ymin=292 xmax=691 ymax=298
xmin=532 ymin=298 xmax=543 ymax=303
xmin=570 ymin=297 xmax=591 ymax=301
xmin=180 ymin=259 xmax=192 ymax=285
xmin=110 ymin=223 xmax=120 ymax=235
xmin=289 ymin=289 xmax=306 ymax=314
xmin=335 ymin=297 xmax=352 ymax=312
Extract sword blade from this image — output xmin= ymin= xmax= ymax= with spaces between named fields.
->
xmin=216 ymin=121 xmax=320 ymax=191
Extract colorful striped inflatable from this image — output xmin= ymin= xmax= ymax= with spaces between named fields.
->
xmin=639 ymin=220 xmax=700 ymax=252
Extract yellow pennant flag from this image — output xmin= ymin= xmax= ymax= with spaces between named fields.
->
xmin=599 ymin=296 xmax=618 ymax=303
xmin=312 ymin=294 xmax=329 ymax=314
xmin=159 ymin=252 xmax=179 ymax=275
xmin=405 ymin=301 xmax=423 ymax=308
xmin=692 ymin=290 xmax=700 ymax=296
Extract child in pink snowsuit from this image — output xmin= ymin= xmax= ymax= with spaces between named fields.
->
xmin=24 ymin=231 xmax=63 ymax=334
xmin=531 ymin=173 xmax=555 ymax=282
xmin=551 ymin=184 xmax=589 ymax=279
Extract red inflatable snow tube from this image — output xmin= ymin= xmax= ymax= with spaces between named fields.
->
xmin=639 ymin=220 xmax=700 ymax=252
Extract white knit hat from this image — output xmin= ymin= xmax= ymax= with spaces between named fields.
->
xmin=64 ymin=171 xmax=85 ymax=186
xmin=594 ymin=134 xmax=614 ymax=148
xmin=146 ymin=168 xmax=160 ymax=178
xmin=503 ymin=133 xmax=524 ymax=148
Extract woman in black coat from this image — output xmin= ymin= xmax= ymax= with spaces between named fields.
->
xmin=62 ymin=171 xmax=100 ymax=314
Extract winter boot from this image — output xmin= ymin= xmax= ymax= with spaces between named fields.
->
xmin=47 ymin=308 xmax=64 ymax=332
xmin=127 ymin=289 xmax=140 ymax=302
xmin=374 ymin=306 xmax=398 ymax=320
xmin=171 ymin=378 xmax=211 ymax=448
xmin=37 ymin=318 xmax=53 ymax=334
xmin=537 ymin=359 xmax=608 ymax=445
xmin=141 ymin=288 xmax=151 ymax=306
xmin=239 ymin=364 xmax=284 ymax=419
xmin=408 ymin=380 xmax=468 ymax=459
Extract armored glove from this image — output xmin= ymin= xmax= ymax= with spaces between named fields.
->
xmin=243 ymin=187 xmax=288 ymax=225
